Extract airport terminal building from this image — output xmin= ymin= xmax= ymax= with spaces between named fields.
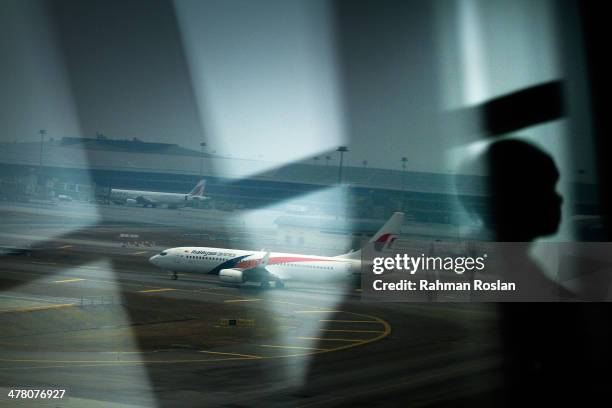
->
xmin=0 ymin=136 xmax=598 ymax=229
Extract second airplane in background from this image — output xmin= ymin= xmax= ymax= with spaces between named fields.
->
xmin=110 ymin=179 xmax=208 ymax=209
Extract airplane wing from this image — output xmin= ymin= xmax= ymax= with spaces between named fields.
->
xmin=257 ymin=251 xmax=293 ymax=281
xmin=260 ymin=251 xmax=270 ymax=267
xmin=238 ymin=251 xmax=290 ymax=281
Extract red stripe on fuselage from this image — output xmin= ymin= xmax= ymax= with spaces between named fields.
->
xmin=269 ymin=257 xmax=340 ymax=264
xmin=234 ymin=256 xmax=340 ymax=269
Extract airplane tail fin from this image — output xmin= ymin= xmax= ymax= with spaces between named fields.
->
xmin=188 ymin=179 xmax=206 ymax=197
xmin=336 ymin=212 xmax=404 ymax=259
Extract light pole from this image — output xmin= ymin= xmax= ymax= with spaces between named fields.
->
xmin=401 ymin=157 xmax=408 ymax=209
xmin=38 ymin=129 xmax=47 ymax=188
xmin=199 ymin=142 xmax=207 ymax=177
xmin=336 ymin=146 xmax=349 ymax=184
xmin=38 ymin=129 xmax=47 ymax=174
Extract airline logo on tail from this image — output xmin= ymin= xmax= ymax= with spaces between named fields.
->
xmin=336 ymin=212 xmax=404 ymax=259
xmin=189 ymin=180 xmax=207 ymax=197
xmin=371 ymin=213 xmax=402 ymax=251
xmin=374 ymin=233 xmax=398 ymax=251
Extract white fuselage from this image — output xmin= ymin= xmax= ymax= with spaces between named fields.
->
xmin=149 ymin=246 xmax=360 ymax=283
xmin=110 ymin=189 xmax=191 ymax=206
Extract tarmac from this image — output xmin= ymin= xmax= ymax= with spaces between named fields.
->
xmin=0 ymin=201 xmax=503 ymax=407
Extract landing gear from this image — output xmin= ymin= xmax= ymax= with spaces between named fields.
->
xmin=257 ymin=276 xmax=284 ymax=289
xmin=168 ymin=271 xmax=178 ymax=280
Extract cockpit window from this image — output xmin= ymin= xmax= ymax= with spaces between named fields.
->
xmin=160 ymin=252 xmax=167 ymax=256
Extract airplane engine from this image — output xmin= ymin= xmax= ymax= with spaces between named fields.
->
xmin=219 ymin=269 xmax=245 ymax=283
xmin=126 ymin=198 xmax=137 ymax=205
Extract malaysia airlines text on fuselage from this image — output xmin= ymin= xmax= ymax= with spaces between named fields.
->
xmin=151 ymin=247 xmax=360 ymax=283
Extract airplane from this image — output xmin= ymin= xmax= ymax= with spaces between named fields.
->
xmin=57 ymin=194 xmax=73 ymax=202
xmin=109 ymin=179 xmax=208 ymax=209
xmin=149 ymin=212 xmax=403 ymax=287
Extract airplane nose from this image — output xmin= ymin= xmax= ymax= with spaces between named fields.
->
xmin=149 ymin=255 xmax=158 ymax=264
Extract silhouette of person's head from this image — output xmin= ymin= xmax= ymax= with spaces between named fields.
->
xmin=462 ymin=139 xmax=562 ymax=241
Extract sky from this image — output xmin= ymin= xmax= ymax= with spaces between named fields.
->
xmin=0 ymin=0 xmax=592 ymax=179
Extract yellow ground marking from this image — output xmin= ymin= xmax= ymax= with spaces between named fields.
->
xmin=319 ymin=320 xmax=380 ymax=323
xmin=265 ymin=300 xmax=323 ymax=308
xmin=0 ymin=356 xmax=263 ymax=366
xmin=223 ymin=298 xmax=261 ymax=303
xmin=0 ymin=304 xmax=74 ymax=314
xmin=321 ymin=329 xmax=385 ymax=334
xmin=259 ymin=345 xmax=329 ymax=351
xmin=196 ymin=289 xmax=242 ymax=298
xmin=138 ymin=288 xmax=177 ymax=293
xmin=296 ymin=337 xmax=364 ymax=343
xmin=294 ymin=310 xmax=339 ymax=314
xmin=355 ymin=288 xmax=363 ymax=292
xmin=0 ymin=312 xmax=390 ymax=368
xmin=131 ymin=251 xmax=148 ymax=255
xmin=58 ymin=245 xmax=73 ymax=249
xmin=13 ymin=269 xmax=165 ymax=292
xmin=53 ymin=278 xmax=85 ymax=283
xmin=0 ymin=295 xmax=391 ymax=368
xmin=199 ymin=351 xmax=262 ymax=359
